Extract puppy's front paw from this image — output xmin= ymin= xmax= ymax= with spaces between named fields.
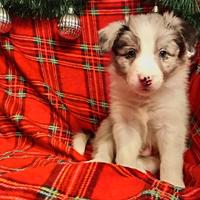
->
xmin=132 ymin=166 xmax=146 ymax=174
xmin=116 ymin=159 xmax=146 ymax=173
xmin=134 ymin=163 xmax=147 ymax=174
xmin=91 ymin=153 xmax=113 ymax=163
xmin=161 ymin=177 xmax=185 ymax=188
xmin=87 ymin=158 xmax=110 ymax=164
xmin=171 ymin=180 xmax=185 ymax=188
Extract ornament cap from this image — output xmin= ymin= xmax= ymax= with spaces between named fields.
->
xmin=152 ymin=0 xmax=159 ymax=13
xmin=152 ymin=5 xmax=159 ymax=13
xmin=68 ymin=7 xmax=74 ymax=15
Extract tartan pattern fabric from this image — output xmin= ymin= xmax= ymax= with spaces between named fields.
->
xmin=0 ymin=0 xmax=200 ymax=199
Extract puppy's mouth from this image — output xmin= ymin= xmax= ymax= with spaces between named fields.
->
xmin=141 ymin=86 xmax=151 ymax=91
xmin=137 ymin=87 xmax=154 ymax=96
xmin=131 ymin=85 xmax=158 ymax=96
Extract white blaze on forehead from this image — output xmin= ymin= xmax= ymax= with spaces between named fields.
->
xmin=126 ymin=14 xmax=164 ymax=92
xmin=129 ymin=15 xmax=162 ymax=76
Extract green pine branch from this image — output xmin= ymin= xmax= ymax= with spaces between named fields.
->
xmin=159 ymin=0 xmax=199 ymax=14
xmin=0 ymin=0 xmax=88 ymax=18
xmin=158 ymin=0 xmax=200 ymax=37
xmin=0 ymin=0 xmax=199 ymax=37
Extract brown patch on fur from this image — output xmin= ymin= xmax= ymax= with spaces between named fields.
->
xmin=111 ymin=26 xmax=140 ymax=76
xmin=154 ymin=15 xmax=193 ymax=76
xmin=112 ymin=58 xmax=128 ymax=77
xmin=112 ymin=27 xmax=139 ymax=56
xmin=156 ymin=32 xmax=186 ymax=62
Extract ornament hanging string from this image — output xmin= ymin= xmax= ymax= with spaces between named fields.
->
xmin=152 ymin=0 xmax=159 ymax=13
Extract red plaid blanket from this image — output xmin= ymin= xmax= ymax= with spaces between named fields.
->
xmin=0 ymin=0 xmax=200 ymax=199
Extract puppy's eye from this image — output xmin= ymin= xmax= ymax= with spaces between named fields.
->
xmin=159 ymin=49 xmax=168 ymax=59
xmin=125 ymin=48 xmax=136 ymax=59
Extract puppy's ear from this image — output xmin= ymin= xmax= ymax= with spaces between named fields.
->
xmin=181 ymin=21 xmax=198 ymax=57
xmin=163 ymin=12 xmax=182 ymax=30
xmin=163 ymin=11 xmax=198 ymax=57
xmin=99 ymin=21 xmax=124 ymax=53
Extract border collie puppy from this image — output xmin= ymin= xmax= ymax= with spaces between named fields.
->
xmin=73 ymin=12 xmax=198 ymax=188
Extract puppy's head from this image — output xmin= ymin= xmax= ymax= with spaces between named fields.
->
xmin=99 ymin=12 xmax=198 ymax=96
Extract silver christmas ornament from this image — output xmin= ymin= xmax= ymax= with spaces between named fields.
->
xmin=0 ymin=3 xmax=11 ymax=33
xmin=152 ymin=0 xmax=159 ymax=13
xmin=58 ymin=7 xmax=81 ymax=40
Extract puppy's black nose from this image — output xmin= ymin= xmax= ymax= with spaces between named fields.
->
xmin=138 ymin=75 xmax=152 ymax=87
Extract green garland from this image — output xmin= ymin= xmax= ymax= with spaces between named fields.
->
xmin=0 ymin=0 xmax=88 ymax=18
xmin=159 ymin=0 xmax=199 ymax=14
xmin=158 ymin=0 xmax=200 ymax=37
xmin=0 ymin=0 xmax=199 ymax=37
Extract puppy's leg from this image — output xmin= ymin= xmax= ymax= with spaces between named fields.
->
xmin=92 ymin=117 xmax=114 ymax=163
xmin=113 ymin=122 xmax=144 ymax=172
xmin=73 ymin=133 xmax=89 ymax=155
xmin=156 ymin=126 xmax=186 ymax=188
